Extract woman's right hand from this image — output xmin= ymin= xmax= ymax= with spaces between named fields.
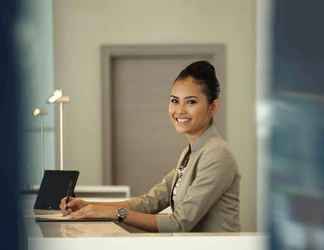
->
xmin=59 ymin=197 xmax=89 ymax=216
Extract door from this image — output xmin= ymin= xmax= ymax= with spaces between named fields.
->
xmin=110 ymin=55 xmax=223 ymax=196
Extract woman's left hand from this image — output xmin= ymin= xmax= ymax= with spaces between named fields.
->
xmin=68 ymin=204 xmax=116 ymax=220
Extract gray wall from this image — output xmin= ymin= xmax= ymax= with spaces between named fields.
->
xmin=53 ymin=0 xmax=257 ymax=231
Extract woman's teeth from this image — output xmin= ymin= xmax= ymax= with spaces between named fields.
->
xmin=176 ymin=118 xmax=191 ymax=123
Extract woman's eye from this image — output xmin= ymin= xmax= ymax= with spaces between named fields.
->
xmin=170 ymin=98 xmax=178 ymax=104
xmin=187 ymin=100 xmax=197 ymax=105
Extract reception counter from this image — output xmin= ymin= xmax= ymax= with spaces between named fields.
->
xmin=25 ymin=217 xmax=267 ymax=250
xmin=23 ymin=192 xmax=266 ymax=250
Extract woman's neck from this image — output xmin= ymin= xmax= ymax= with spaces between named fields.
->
xmin=185 ymin=122 xmax=211 ymax=145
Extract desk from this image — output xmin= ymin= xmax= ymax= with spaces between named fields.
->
xmin=25 ymin=218 xmax=267 ymax=250
xmin=25 ymin=218 xmax=130 ymax=238
xmin=23 ymin=194 xmax=266 ymax=250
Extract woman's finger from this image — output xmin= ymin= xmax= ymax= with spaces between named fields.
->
xmin=59 ymin=197 xmax=68 ymax=210
xmin=69 ymin=208 xmax=85 ymax=219
xmin=66 ymin=198 xmax=80 ymax=209
xmin=62 ymin=208 xmax=72 ymax=216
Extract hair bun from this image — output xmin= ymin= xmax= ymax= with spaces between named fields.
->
xmin=202 ymin=61 xmax=215 ymax=72
xmin=175 ymin=60 xmax=220 ymax=102
xmin=194 ymin=61 xmax=215 ymax=75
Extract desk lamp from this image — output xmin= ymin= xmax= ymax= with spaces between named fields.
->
xmin=48 ymin=89 xmax=70 ymax=170
xmin=32 ymin=108 xmax=48 ymax=177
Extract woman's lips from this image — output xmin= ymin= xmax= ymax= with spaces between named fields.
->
xmin=175 ymin=118 xmax=191 ymax=124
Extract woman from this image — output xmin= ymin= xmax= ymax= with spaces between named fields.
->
xmin=60 ymin=61 xmax=241 ymax=232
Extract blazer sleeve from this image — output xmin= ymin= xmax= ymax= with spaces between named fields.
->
xmin=126 ymin=169 xmax=176 ymax=214
xmin=156 ymin=145 xmax=237 ymax=232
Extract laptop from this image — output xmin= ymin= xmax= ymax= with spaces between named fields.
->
xmin=33 ymin=170 xmax=79 ymax=215
xmin=32 ymin=170 xmax=113 ymax=222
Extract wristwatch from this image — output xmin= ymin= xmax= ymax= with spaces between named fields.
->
xmin=116 ymin=207 xmax=128 ymax=222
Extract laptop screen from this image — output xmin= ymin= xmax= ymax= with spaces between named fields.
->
xmin=33 ymin=170 xmax=79 ymax=210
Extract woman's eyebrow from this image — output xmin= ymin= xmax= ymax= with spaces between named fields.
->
xmin=184 ymin=96 xmax=198 ymax=99
xmin=170 ymin=95 xmax=198 ymax=99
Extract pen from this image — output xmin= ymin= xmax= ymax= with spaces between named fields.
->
xmin=65 ymin=181 xmax=73 ymax=209
xmin=65 ymin=195 xmax=70 ymax=205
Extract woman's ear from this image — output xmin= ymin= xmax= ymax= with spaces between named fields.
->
xmin=209 ymin=99 xmax=220 ymax=115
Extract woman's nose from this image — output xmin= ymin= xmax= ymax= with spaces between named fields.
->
xmin=175 ymin=103 xmax=187 ymax=114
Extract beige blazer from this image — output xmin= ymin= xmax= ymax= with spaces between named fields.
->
xmin=127 ymin=125 xmax=241 ymax=232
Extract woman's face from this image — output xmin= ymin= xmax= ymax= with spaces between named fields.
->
xmin=168 ymin=76 xmax=218 ymax=140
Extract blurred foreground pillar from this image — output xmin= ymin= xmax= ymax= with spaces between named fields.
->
xmin=269 ymin=1 xmax=324 ymax=250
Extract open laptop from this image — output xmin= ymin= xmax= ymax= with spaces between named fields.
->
xmin=32 ymin=170 xmax=114 ymax=222
xmin=33 ymin=170 xmax=79 ymax=216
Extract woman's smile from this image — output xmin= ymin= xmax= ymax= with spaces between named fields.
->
xmin=175 ymin=117 xmax=192 ymax=124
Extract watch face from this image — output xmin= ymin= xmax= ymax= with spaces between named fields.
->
xmin=117 ymin=208 xmax=128 ymax=221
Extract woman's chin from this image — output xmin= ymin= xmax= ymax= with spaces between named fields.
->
xmin=174 ymin=125 xmax=190 ymax=134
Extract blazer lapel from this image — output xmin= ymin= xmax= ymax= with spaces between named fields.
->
xmin=169 ymin=147 xmax=188 ymax=211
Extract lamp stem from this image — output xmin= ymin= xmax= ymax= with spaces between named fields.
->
xmin=41 ymin=118 xmax=45 ymax=175
xmin=59 ymin=102 xmax=64 ymax=170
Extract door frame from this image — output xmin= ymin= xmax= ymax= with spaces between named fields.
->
xmin=100 ymin=44 xmax=226 ymax=184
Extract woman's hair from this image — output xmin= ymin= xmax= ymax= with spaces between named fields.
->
xmin=175 ymin=60 xmax=220 ymax=103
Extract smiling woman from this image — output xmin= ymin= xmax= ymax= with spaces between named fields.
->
xmin=169 ymin=62 xmax=220 ymax=143
xmin=60 ymin=61 xmax=241 ymax=233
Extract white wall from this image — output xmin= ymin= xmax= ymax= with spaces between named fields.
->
xmin=53 ymin=0 xmax=256 ymax=231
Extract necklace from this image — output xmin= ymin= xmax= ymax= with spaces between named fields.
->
xmin=171 ymin=145 xmax=191 ymax=209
